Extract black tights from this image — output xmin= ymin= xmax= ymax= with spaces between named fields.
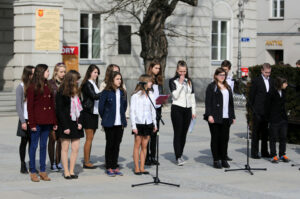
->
xmin=19 ymin=136 xmax=31 ymax=163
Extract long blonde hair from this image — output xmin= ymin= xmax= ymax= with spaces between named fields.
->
xmin=52 ymin=62 xmax=66 ymax=80
xmin=133 ymin=74 xmax=152 ymax=95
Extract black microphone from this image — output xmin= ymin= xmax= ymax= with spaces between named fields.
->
xmin=138 ymin=81 xmax=147 ymax=85
xmin=288 ymin=83 xmax=296 ymax=88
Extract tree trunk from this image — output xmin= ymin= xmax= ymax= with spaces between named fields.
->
xmin=139 ymin=0 xmax=198 ymax=77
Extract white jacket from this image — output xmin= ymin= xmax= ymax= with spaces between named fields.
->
xmin=169 ymin=77 xmax=196 ymax=115
xmin=130 ymin=90 xmax=157 ymax=129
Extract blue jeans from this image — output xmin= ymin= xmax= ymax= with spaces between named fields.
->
xmin=29 ymin=125 xmax=51 ymax=173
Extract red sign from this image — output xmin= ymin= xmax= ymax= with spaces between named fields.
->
xmin=38 ymin=9 xmax=44 ymax=17
xmin=241 ymin=67 xmax=249 ymax=77
xmin=62 ymin=46 xmax=78 ymax=55
xmin=62 ymin=46 xmax=79 ymax=72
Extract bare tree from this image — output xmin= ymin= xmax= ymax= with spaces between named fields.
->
xmin=104 ymin=0 xmax=198 ymax=75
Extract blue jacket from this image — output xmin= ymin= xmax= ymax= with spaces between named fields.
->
xmin=98 ymin=89 xmax=127 ymax=127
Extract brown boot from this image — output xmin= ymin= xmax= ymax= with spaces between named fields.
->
xmin=39 ymin=172 xmax=51 ymax=181
xmin=30 ymin=173 xmax=40 ymax=182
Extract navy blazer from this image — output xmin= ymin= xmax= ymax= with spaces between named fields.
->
xmin=98 ymin=89 xmax=127 ymax=127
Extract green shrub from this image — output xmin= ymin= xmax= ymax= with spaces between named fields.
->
xmin=246 ymin=64 xmax=300 ymax=144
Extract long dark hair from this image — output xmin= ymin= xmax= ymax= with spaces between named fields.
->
xmin=133 ymin=74 xmax=152 ymax=95
xmin=146 ymin=60 xmax=163 ymax=86
xmin=21 ymin=65 xmax=35 ymax=100
xmin=274 ymin=77 xmax=287 ymax=90
xmin=59 ymin=70 xmax=81 ymax=97
xmin=213 ymin=67 xmax=230 ymax=90
xmin=80 ymin=64 xmax=100 ymax=91
xmin=104 ymin=64 xmax=120 ymax=84
xmin=174 ymin=60 xmax=191 ymax=85
xmin=31 ymin=64 xmax=48 ymax=94
xmin=104 ymin=71 xmax=126 ymax=95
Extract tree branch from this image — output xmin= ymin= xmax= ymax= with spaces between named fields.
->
xmin=179 ymin=0 xmax=198 ymax=6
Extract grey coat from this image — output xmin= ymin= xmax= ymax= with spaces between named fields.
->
xmin=16 ymin=84 xmax=28 ymax=137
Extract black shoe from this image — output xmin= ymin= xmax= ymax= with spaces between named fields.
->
xmin=251 ymin=154 xmax=261 ymax=159
xmin=63 ymin=174 xmax=72 ymax=180
xmin=225 ymin=156 xmax=233 ymax=161
xmin=83 ymin=163 xmax=97 ymax=169
xmin=221 ymin=160 xmax=230 ymax=168
xmin=70 ymin=174 xmax=78 ymax=179
xmin=20 ymin=162 xmax=28 ymax=174
xmin=141 ymin=171 xmax=150 ymax=175
xmin=134 ymin=172 xmax=142 ymax=175
xmin=151 ymin=158 xmax=160 ymax=165
xmin=213 ymin=161 xmax=222 ymax=169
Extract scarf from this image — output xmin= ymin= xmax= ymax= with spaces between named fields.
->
xmin=70 ymin=95 xmax=83 ymax=121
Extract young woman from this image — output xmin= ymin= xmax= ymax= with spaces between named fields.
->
xmin=27 ymin=64 xmax=57 ymax=182
xmin=145 ymin=60 xmax=163 ymax=165
xmin=48 ymin=63 xmax=66 ymax=171
xmin=56 ymin=70 xmax=84 ymax=179
xmin=131 ymin=74 xmax=157 ymax=175
xmin=100 ymin=64 xmax=129 ymax=118
xmin=99 ymin=71 xmax=127 ymax=177
xmin=169 ymin=60 xmax=196 ymax=166
xmin=204 ymin=67 xmax=235 ymax=169
xmin=268 ymin=77 xmax=289 ymax=163
xmin=16 ymin=65 xmax=35 ymax=174
xmin=80 ymin=64 xmax=101 ymax=169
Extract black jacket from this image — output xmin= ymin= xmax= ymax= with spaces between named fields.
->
xmin=55 ymin=91 xmax=83 ymax=134
xmin=267 ymin=89 xmax=288 ymax=123
xmin=249 ymin=75 xmax=273 ymax=117
xmin=81 ymin=81 xmax=101 ymax=114
xmin=204 ymin=82 xmax=235 ymax=124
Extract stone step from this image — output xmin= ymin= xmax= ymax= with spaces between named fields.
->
xmin=0 ymin=100 xmax=15 ymax=106
xmin=0 ymin=111 xmax=17 ymax=117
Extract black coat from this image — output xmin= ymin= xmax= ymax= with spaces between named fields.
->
xmin=249 ymin=75 xmax=273 ymax=117
xmin=204 ymin=82 xmax=235 ymax=124
xmin=81 ymin=81 xmax=101 ymax=114
xmin=56 ymin=91 xmax=84 ymax=139
xmin=267 ymin=89 xmax=288 ymax=123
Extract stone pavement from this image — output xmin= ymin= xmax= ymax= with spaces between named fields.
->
xmin=0 ymin=106 xmax=300 ymax=199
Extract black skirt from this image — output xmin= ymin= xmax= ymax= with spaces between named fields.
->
xmin=16 ymin=120 xmax=30 ymax=137
xmin=132 ymin=123 xmax=154 ymax=136
xmin=59 ymin=121 xmax=84 ymax=139
xmin=81 ymin=111 xmax=99 ymax=130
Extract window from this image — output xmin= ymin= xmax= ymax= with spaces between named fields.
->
xmin=118 ymin=25 xmax=131 ymax=54
xmin=80 ymin=13 xmax=101 ymax=59
xmin=271 ymin=0 xmax=284 ymax=18
xmin=211 ymin=20 xmax=229 ymax=61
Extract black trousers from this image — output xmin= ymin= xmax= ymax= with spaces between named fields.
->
xmin=208 ymin=119 xmax=231 ymax=161
xmin=251 ymin=115 xmax=269 ymax=156
xmin=269 ymin=120 xmax=288 ymax=157
xmin=171 ymin=105 xmax=192 ymax=160
xmin=104 ymin=126 xmax=124 ymax=169
xmin=146 ymin=107 xmax=161 ymax=159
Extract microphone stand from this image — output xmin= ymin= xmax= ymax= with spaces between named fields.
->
xmin=132 ymin=85 xmax=180 ymax=187
xmin=224 ymin=84 xmax=267 ymax=175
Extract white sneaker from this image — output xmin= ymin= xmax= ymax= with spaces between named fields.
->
xmin=177 ymin=158 xmax=184 ymax=166
xmin=180 ymin=157 xmax=186 ymax=164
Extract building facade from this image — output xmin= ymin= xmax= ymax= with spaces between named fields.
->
xmin=256 ymin=0 xmax=300 ymax=66
xmin=0 ymin=0 xmax=257 ymax=100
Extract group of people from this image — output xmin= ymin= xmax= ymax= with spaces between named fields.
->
xmin=15 ymin=59 xmax=290 ymax=182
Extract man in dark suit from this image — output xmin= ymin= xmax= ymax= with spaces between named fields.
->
xmin=249 ymin=63 xmax=273 ymax=159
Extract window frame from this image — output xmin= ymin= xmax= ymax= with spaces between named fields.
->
xmin=270 ymin=0 xmax=284 ymax=19
xmin=79 ymin=12 xmax=102 ymax=60
xmin=211 ymin=20 xmax=230 ymax=62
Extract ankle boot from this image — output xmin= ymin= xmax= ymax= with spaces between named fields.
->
xmin=30 ymin=173 xmax=40 ymax=182
xmin=39 ymin=172 xmax=51 ymax=181
xmin=20 ymin=162 xmax=28 ymax=174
